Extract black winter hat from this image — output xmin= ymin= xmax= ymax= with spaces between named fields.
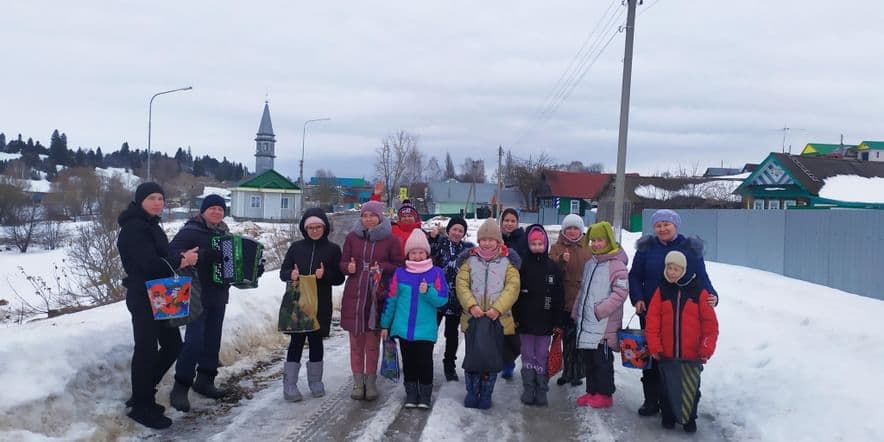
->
xmin=135 ymin=182 xmax=165 ymax=205
xmin=201 ymin=194 xmax=227 ymax=214
xmin=446 ymin=216 xmax=468 ymax=234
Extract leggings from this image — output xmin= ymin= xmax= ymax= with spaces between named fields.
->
xmin=287 ymin=330 xmax=323 ymax=362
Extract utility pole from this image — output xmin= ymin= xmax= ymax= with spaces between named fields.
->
xmin=497 ymin=145 xmax=504 ymax=218
xmin=611 ymin=0 xmax=640 ymax=241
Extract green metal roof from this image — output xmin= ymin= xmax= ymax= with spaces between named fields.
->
xmin=800 ymin=143 xmax=841 ymax=156
xmin=235 ymin=169 xmax=299 ymax=190
xmin=859 ymin=141 xmax=884 ymax=150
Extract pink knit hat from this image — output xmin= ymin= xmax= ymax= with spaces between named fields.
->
xmin=360 ymin=200 xmax=385 ymax=219
xmin=404 ymin=229 xmax=431 ymax=256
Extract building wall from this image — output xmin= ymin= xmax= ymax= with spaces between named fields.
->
xmin=641 ymin=209 xmax=884 ymax=300
xmin=231 ymin=189 xmax=300 ymax=220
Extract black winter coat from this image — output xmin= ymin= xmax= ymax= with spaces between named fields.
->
xmin=279 ymin=208 xmax=346 ymax=336
xmin=430 ymin=235 xmax=475 ymax=315
xmin=168 ymin=215 xmax=231 ymax=307
xmin=512 ymin=231 xmax=564 ymax=336
xmin=117 ymin=203 xmax=183 ymax=312
xmin=503 ymin=227 xmax=529 ymax=267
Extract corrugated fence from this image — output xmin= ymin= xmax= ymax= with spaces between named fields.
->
xmin=641 ymin=209 xmax=884 ymax=300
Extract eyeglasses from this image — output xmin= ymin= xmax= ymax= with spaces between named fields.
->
xmin=306 ymin=225 xmax=324 ymax=231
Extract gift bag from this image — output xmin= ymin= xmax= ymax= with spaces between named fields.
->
xmin=380 ymin=338 xmax=401 ymax=382
xmin=617 ymin=314 xmax=652 ymax=370
xmin=658 ymin=359 xmax=703 ymax=424
xmin=145 ymin=260 xmax=193 ymax=321
xmin=166 ymin=266 xmax=203 ymax=328
xmin=547 ymin=331 xmax=563 ymax=379
xmin=366 ymin=268 xmax=386 ymax=331
xmin=462 ymin=317 xmax=505 ymax=373
xmin=278 ymin=275 xmax=320 ymax=333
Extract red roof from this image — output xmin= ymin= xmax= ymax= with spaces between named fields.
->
xmin=540 ymin=171 xmax=613 ymax=200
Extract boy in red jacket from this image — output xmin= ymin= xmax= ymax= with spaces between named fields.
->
xmin=646 ymin=251 xmax=719 ymax=434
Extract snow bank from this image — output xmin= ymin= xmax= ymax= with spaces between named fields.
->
xmin=819 ymin=175 xmax=884 ymax=203
xmin=0 ymin=152 xmax=22 ymax=161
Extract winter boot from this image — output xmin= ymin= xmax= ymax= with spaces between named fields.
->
xmin=306 ymin=361 xmax=325 ymax=398
xmin=364 ymin=374 xmax=379 ymax=401
xmin=683 ymin=419 xmax=697 ymax=433
xmin=576 ymin=393 xmax=595 ymax=407
xmin=404 ymin=382 xmax=419 ymax=408
xmin=463 ymin=372 xmax=481 ymax=408
xmin=417 ymin=383 xmax=433 ymax=409
xmin=477 ymin=373 xmax=497 ymax=410
xmin=283 ymin=362 xmax=303 ymax=402
xmin=638 ymin=379 xmax=661 ymax=416
xmin=350 ymin=374 xmax=365 ymax=400
xmin=520 ymin=368 xmax=536 ymax=405
xmin=127 ymin=406 xmax=172 ymax=429
xmin=126 ymin=389 xmax=165 ymax=413
xmin=556 ymin=375 xmax=570 ymax=386
xmin=588 ymin=394 xmax=613 ymax=408
xmin=169 ymin=380 xmax=191 ymax=412
xmin=193 ymin=371 xmax=228 ymax=399
xmin=443 ymin=359 xmax=458 ymax=382
xmin=661 ymin=406 xmax=676 ymax=429
xmin=501 ymin=362 xmax=515 ymax=380
xmin=534 ymin=371 xmax=549 ymax=406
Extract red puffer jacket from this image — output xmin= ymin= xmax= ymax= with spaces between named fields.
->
xmin=646 ymin=274 xmax=719 ymax=360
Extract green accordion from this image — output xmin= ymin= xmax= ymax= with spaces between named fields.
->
xmin=211 ymin=234 xmax=264 ymax=288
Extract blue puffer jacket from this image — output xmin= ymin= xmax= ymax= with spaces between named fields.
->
xmin=380 ymin=265 xmax=449 ymax=342
xmin=628 ymin=234 xmax=717 ymax=306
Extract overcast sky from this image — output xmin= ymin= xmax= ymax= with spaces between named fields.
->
xmin=2 ymin=0 xmax=882 ymax=181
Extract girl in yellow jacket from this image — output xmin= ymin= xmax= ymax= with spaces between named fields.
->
xmin=456 ymin=218 xmax=521 ymax=409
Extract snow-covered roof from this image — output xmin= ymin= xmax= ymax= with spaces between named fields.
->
xmin=634 ymin=180 xmax=741 ymax=201
xmin=200 ymin=186 xmax=232 ymax=198
xmin=818 ymin=175 xmax=884 ymax=203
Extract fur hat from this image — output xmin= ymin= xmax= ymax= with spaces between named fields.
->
xmin=446 ymin=216 xmax=468 ymax=234
xmin=651 ymin=209 xmax=681 ymax=228
xmin=561 ymin=213 xmax=585 ymax=232
xmin=200 ymin=194 xmax=226 ymax=214
xmin=135 ymin=182 xmax=164 ymax=206
xmin=404 ymin=229 xmax=431 ymax=256
xmin=398 ymin=199 xmax=419 ymax=221
xmin=360 ymin=200 xmax=385 ymax=219
xmin=664 ymin=251 xmax=687 ymax=282
xmin=477 ymin=218 xmax=503 ymax=243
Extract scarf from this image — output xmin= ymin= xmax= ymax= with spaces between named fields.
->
xmin=406 ymin=259 xmax=433 ymax=274
xmin=476 ymin=245 xmax=500 ymax=261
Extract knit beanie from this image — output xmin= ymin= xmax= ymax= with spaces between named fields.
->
xmin=446 ymin=216 xmax=468 ymax=234
xmin=360 ymin=200 xmax=385 ymax=219
xmin=651 ymin=209 xmax=681 ymax=228
xmin=135 ymin=182 xmax=164 ymax=205
xmin=526 ymin=225 xmax=548 ymax=250
xmin=561 ymin=213 xmax=585 ymax=232
xmin=664 ymin=251 xmax=687 ymax=282
xmin=200 ymin=194 xmax=226 ymax=214
xmin=477 ymin=218 xmax=503 ymax=243
xmin=398 ymin=199 xmax=418 ymax=221
xmin=304 ymin=216 xmax=325 ymax=227
xmin=404 ymin=229 xmax=431 ymax=256
xmin=588 ymin=221 xmax=618 ymax=255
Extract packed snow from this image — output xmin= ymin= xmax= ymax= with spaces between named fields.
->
xmin=818 ymin=175 xmax=884 ymax=203
xmin=0 ymin=218 xmax=882 ymax=441
xmin=95 ymin=167 xmax=141 ymax=190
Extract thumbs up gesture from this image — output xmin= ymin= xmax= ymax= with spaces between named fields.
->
xmin=370 ymin=261 xmax=380 ymax=274
xmin=562 ymin=250 xmax=571 ymax=263
xmin=419 ymin=278 xmax=428 ymax=294
xmin=347 ymin=257 xmax=356 ymax=274
xmin=316 ymin=262 xmax=325 ymax=280
xmin=290 ymin=264 xmax=300 ymax=282
xmin=430 ymin=224 xmax=440 ymax=239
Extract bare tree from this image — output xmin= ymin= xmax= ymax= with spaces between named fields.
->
xmin=38 ymin=218 xmax=67 ymax=250
xmin=510 ymin=154 xmax=555 ymax=211
xmin=444 ymin=153 xmax=457 ymax=180
xmin=95 ymin=174 xmax=133 ymax=228
xmin=66 ymin=221 xmax=126 ymax=305
xmin=459 ymin=158 xmax=486 ymax=183
xmin=402 ymin=148 xmax=426 ymax=184
xmin=312 ymin=168 xmax=340 ymax=208
xmin=0 ymin=181 xmax=29 ymax=224
xmin=374 ymin=131 xmax=418 ymax=203
xmin=7 ymin=201 xmax=42 ymax=253
xmin=587 ymin=162 xmax=604 ymax=173
xmin=425 ymin=156 xmax=443 ymax=182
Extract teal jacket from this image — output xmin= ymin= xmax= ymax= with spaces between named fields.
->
xmin=380 ymin=265 xmax=448 ymax=342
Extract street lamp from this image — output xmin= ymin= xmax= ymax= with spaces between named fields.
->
xmin=300 ymin=117 xmax=330 ymax=216
xmin=147 ymin=86 xmax=193 ymax=181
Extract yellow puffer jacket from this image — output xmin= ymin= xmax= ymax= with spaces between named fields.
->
xmin=456 ymin=247 xmax=521 ymax=335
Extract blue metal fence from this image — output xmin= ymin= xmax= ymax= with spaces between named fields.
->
xmin=642 ymin=209 xmax=884 ymax=300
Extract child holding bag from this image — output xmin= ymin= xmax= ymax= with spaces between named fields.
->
xmin=380 ymin=230 xmax=449 ymax=409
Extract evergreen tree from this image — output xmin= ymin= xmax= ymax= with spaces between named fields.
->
xmin=49 ymin=129 xmax=71 ymax=166
xmin=96 ymin=147 xmax=103 ymax=165
xmin=0 ymin=132 xmax=6 ymax=151
xmin=444 ymin=152 xmax=457 ymax=180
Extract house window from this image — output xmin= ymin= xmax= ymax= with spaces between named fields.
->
xmin=784 ymin=200 xmax=797 ymax=209
xmin=769 ymin=200 xmax=781 ymax=210
xmin=569 ymin=199 xmax=580 ymax=214
xmin=250 ymin=195 xmax=262 ymax=208
xmin=281 ymin=197 xmax=289 ymax=209
xmin=753 ymin=200 xmax=765 ymax=210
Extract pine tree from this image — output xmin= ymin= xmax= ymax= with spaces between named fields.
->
xmin=49 ymin=129 xmax=71 ymax=166
xmin=444 ymin=152 xmax=457 ymax=180
xmin=0 ymin=132 xmax=6 ymax=151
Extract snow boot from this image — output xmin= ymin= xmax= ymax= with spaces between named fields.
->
xmin=351 ymin=374 xmax=365 ymax=400
xmin=477 ymin=373 xmax=497 ymax=410
xmin=306 ymin=361 xmax=325 ymax=398
xmin=127 ymin=405 xmax=172 ymax=429
xmin=169 ymin=380 xmax=191 ymax=412
xmin=417 ymin=383 xmax=433 ymax=409
xmin=443 ymin=359 xmax=458 ymax=381
xmin=501 ymin=362 xmax=515 ymax=380
xmin=638 ymin=375 xmax=661 ymax=416
xmin=576 ymin=393 xmax=595 ymax=407
xmin=556 ymin=375 xmax=570 ymax=386
xmin=683 ymin=419 xmax=697 ymax=433
xmin=193 ymin=371 xmax=228 ymax=399
xmin=520 ymin=368 xmax=536 ymax=405
xmin=588 ymin=394 xmax=613 ymax=409
xmin=534 ymin=371 xmax=549 ymax=406
xmin=661 ymin=407 xmax=676 ymax=429
xmin=126 ymin=389 xmax=165 ymax=413
xmin=283 ymin=362 xmax=303 ymax=402
xmin=364 ymin=374 xmax=379 ymax=401
xmin=463 ymin=372 xmax=481 ymax=408
xmin=404 ymin=382 xmax=419 ymax=408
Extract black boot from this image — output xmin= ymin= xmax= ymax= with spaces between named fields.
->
xmin=404 ymin=382 xmax=419 ymax=408
xmin=638 ymin=377 xmax=661 ymax=416
xmin=169 ymin=380 xmax=191 ymax=412
xmin=125 ymin=390 xmax=165 ymax=413
xmin=192 ymin=371 xmax=228 ymax=399
xmin=683 ymin=419 xmax=697 ymax=433
xmin=417 ymin=383 xmax=433 ymax=409
xmin=443 ymin=359 xmax=458 ymax=381
xmin=127 ymin=405 xmax=172 ymax=429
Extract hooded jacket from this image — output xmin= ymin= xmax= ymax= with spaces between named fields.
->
xmin=628 ymin=234 xmax=717 ymax=306
xmin=502 ymin=226 xmax=528 ymax=267
xmin=168 ymin=214 xmax=231 ymax=307
xmin=455 ymin=245 xmax=521 ymax=335
xmin=429 ymin=234 xmax=475 ymax=315
xmin=550 ymin=232 xmax=593 ymax=313
xmin=279 ymin=208 xmax=346 ymax=336
xmin=339 ymin=215 xmax=404 ymax=334
xmin=117 ymin=202 xmax=183 ymax=310
xmin=512 ymin=225 xmax=564 ymax=335
xmin=645 ymin=273 xmax=719 ymax=360
xmin=573 ymin=245 xmax=629 ymax=351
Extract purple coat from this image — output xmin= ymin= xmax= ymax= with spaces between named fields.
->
xmin=339 ymin=217 xmax=404 ymax=334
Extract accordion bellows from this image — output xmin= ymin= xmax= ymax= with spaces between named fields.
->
xmin=211 ymin=234 xmax=264 ymax=288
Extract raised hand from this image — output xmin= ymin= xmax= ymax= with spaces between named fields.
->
xmin=562 ymin=250 xmax=571 ymax=263
xmin=430 ymin=224 xmax=440 ymax=239
xmin=419 ymin=278 xmax=428 ymax=294
xmin=316 ymin=262 xmax=325 ymax=280
xmin=373 ymin=181 xmax=384 ymax=196
xmin=347 ymin=257 xmax=356 ymax=274
xmin=290 ymin=264 xmax=300 ymax=281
